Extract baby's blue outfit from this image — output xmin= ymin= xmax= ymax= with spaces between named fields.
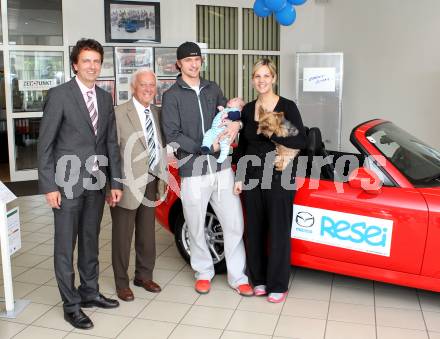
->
xmin=201 ymin=108 xmax=241 ymax=163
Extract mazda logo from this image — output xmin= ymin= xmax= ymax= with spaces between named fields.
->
xmin=296 ymin=212 xmax=314 ymax=227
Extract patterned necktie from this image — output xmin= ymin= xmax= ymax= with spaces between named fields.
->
xmin=87 ymin=90 xmax=98 ymax=135
xmin=145 ymin=108 xmax=157 ymax=168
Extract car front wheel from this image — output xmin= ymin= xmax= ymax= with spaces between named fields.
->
xmin=174 ymin=210 xmax=227 ymax=274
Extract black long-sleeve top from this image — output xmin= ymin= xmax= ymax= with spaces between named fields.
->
xmin=232 ymin=96 xmax=307 ymax=177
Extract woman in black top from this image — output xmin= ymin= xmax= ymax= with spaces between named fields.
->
xmin=233 ymin=58 xmax=306 ymax=303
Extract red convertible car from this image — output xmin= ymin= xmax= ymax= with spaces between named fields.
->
xmin=155 ymin=119 xmax=440 ymax=293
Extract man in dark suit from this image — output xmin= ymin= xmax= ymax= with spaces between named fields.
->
xmin=38 ymin=39 xmax=123 ymax=330
xmin=108 ymin=68 xmax=166 ymax=302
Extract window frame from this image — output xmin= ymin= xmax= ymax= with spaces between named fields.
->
xmin=196 ymin=4 xmax=281 ymax=102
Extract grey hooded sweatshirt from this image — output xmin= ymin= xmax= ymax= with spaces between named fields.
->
xmin=161 ymin=75 xmax=230 ymax=177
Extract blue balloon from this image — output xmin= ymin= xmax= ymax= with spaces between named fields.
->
xmin=275 ymin=5 xmax=296 ymax=26
xmin=253 ymin=0 xmax=271 ymax=18
xmin=263 ymin=0 xmax=287 ymax=12
xmin=287 ymin=0 xmax=307 ymax=5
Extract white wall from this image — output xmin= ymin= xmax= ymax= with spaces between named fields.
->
xmin=62 ymin=0 xmax=440 ymax=151
xmin=63 ymin=0 xmax=194 ymax=46
xmin=323 ymin=0 xmax=440 ymax=150
xmin=280 ymin=2 xmax=325 ymax=99
xmin=62 ymin=0 xmax=324 ymax=99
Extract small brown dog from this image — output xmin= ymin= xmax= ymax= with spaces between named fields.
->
xmin=257 ymin=107 xmax=300 ymax=171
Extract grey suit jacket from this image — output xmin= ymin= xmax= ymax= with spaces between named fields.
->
xmin=37 ymin=78 xmax=123 ymax=198
xmin=114 ymin=99 xmax=167 ymax=210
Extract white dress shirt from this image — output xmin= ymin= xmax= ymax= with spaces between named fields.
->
xmin=76 ymin=77 xmax=99 ymax=116
xmin=132 ymin=97 xmax=160 ymax=168
xmin=76 ymin=77 xmax=99 ymax=171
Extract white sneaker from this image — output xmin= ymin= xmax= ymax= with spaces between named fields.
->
xmin=254 ymin=285 xmax=267 ymax=296
xmin=267 ymin=292 xmax=287 ymax=303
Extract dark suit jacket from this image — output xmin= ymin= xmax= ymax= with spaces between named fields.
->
xmin=38 ymin=78 xmax=123 ymax=198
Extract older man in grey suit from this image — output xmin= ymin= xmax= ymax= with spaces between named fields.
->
xmin=107 ymin=68 xmax=166 ymax=302
xmin=38 ymin=39 xmax=123 ymax=329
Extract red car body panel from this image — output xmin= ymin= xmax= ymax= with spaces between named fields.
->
xmin=419 ymin=187 xmax=440 ymax=279
xmin=291 ymin=178 xmax=428 ymax=275
xmin=155 ymin=194 xmax=174 ymax=230
xmin=155 ymin=160 xmax=180 ymax=230
xmin=156 ymin=119 xmax=440 ymax=292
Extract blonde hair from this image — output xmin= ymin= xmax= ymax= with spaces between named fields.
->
xmin=252 ymin=58 xmax=277 ymax=79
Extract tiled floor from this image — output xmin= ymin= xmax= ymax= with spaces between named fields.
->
xmin=1 ymin=195 xmax=440 ymax=338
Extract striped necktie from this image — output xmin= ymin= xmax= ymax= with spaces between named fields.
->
xmin=145 ymin=108 xmax=157 ymax=168
xmin=86 ymin=90 xmax=98 ymax=135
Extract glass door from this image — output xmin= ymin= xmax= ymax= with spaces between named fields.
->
xmin=7 ymin=50 xmax=64 ymax=181
xmin=0 ymin=52 xmax=8 ymax=181
xmin=2 ymin=0 xmax=64 ymax=181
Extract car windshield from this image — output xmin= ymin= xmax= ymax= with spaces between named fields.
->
xmin=366 ymin=122 xmax=440 ymax=187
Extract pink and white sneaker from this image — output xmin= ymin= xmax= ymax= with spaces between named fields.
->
xmin=267 ymin=292 xmax=287 ymax=303
xmin=254 ymin=285 xmax=267 ymax=296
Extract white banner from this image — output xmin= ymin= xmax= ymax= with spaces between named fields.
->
xmin=18 ymin=79 xmax=57 ymax=91
xmin=292 ymin=205 xmax=393 ymax=256
xmin=7 ymin=207 xmax=21 ymax=256
xmin=303 ymin=67 xmax=336 ymax=92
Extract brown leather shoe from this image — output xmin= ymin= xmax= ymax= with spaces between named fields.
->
xmin=133 ymin=278 xmax=162 ymax=293
xmin=116 ymin=287 xmax=134 ymax=302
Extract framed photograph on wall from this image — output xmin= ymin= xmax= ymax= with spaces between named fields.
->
xmin=96 ymin=79 xmax=116 ymax=105
xmin=69 ymin=46 xmax=115 ymax=78
xmin=116 ymin=75 xmax=131 ymax=105
xmin=101 ymin=47 xmax=116 ymax=77
xmin=115 ymin=47 xmax=153 ymax=74
xmin=118 ymin=90 xmax=129 ymax=102
xmin=105 ymin=0 xmax=161 ymax=43
xmin=154 ymin=47 xmax=179 ymax=77
xmin=155 ymin=78 xmax=175 ymax=106
xmin=115 ymin=47 xmax=153 ymax=105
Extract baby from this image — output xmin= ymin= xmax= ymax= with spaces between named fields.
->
xmin=201 ymin=98 xmax=244 ymax=163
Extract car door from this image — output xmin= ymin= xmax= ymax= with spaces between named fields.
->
xmin=292 ymin=178 xmax=428 ymax=274
xmin=291 ymin=119 xmax=429 ymax=275
xmin=419 ymin=188 xmax=440 ymax=278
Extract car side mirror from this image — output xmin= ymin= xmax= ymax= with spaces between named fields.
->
xmin=348 ymin=167 xmax=383 ymax=195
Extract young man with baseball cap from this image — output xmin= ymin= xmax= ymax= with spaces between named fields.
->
xmin=161 ymin=41 xmax=252 ymax=296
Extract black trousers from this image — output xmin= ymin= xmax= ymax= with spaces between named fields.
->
xmin=243 ymin=173 xmax=295 ymax=293
xmin=53 ymin=189 xmax=105 ymax=313
xmin=111 ymin=179 xmax=157 ymax=290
